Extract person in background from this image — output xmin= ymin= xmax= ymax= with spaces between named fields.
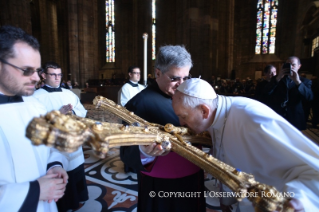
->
xmin=311 ymin=76 xmax=319 ymax=128
xmin=264 ymin=56 xmax=313 ymax=130
xmin=66 ymin=80 xmax=72 ymax=89
xmin=255 ymin=64 xmax=276 ymax=105
xmin=118 ymin=66 xmax=145 ymax=107
xmin=33 ymin=61 xmax=88 ymax=212
xmin=73 ymin=81 xmax=80 ymax=88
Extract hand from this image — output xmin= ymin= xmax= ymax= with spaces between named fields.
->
xmin=140 ymin=143 xmax=169 ymax=157
xmin=46 ymin=166 xmax=68 ymax=202
xmin=59 ymin=104 xmax=73 ymax=114
xmin=47 ymin=166 xmax=68 ymax=184
xmin=276 ymin=68 xmax=290 ymax=82
xmin=37 ymin=173 xmax=67 ymax=202
xmin=290 ymin=70 xmax=301 ymax=85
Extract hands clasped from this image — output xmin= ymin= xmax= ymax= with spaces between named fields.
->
xmin=38 ymin=166 xmax=68 ymax=203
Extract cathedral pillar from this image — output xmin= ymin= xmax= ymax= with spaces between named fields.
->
xmin=0 ymin=0 xmax=32 ymax=34
xmin=38 ymin=0 xmax=60 ymax=64
xmin=67 ymin=0 xmax=99 ymax=86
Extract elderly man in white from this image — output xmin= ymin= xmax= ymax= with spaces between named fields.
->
xmin=171 ymin=78 xmax=319 ymax=212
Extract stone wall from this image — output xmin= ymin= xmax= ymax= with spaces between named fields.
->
xmin=0 ymin=0 xmax=318 ymax=85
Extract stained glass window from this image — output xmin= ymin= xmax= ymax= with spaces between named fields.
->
xmin=152 ymin=0 xmax=156 ymax=60
xmin=255 ymin=0 xmax=278 ymax=54
xmin=312 ymin=36 xmax=319 ymax=57
xmin=106 ymin=0 xmax=115 ymax=62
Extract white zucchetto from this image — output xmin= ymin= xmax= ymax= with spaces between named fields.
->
xmin=177 ymin=78 xmax=217 ymax=100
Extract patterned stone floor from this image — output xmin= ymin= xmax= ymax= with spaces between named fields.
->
xmin=77 ymin=104 xmax=222 ymax=212
xmin=76 ymin=104 xmax=319 ymax=212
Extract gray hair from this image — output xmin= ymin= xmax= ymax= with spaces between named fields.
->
xmin=179 ymin=91 xmax=218 ymax=111
xmin=155 ymin=45 xmax=193 ymax=74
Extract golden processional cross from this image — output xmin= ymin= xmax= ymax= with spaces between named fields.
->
xmin=26 ymin=96 xmax=293 ymax=212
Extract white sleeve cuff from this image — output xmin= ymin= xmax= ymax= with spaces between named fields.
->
xmin=139 ymin=145 xmax=156 ymax=165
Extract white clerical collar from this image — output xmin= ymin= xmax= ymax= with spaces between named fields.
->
xmin=209 ymin=95 xmax=229 ymax=130
xmin=45 ymin=84 xmax=60 ymax=89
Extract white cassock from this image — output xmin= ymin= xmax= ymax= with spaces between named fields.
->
xmin=0 ymin=96 xmax=68 ymax=212
xmin=207 ymin=95 xmax=319 ymax=212
xmin=33 ymin=87 xmax=87 ymax=171
xmin=118 ymin=81 xmax=145 ymax=106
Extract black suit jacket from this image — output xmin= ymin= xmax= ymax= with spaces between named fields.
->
xmin=120 ymin=82 xmax=180 ymax=172
xmin=264 ymin=76 xmax=313 ymax=130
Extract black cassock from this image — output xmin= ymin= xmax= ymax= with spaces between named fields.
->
xmin=120 ymin=82 xmax=206 ymax=212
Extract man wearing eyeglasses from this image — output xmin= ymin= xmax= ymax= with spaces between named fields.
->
xmin=120 ymin=45 xmax=205 ymax=212
xmin=0 ymin=25 xmax=69 ymax=212
xmin=33 ymin=61 xmax=88 ymax=212
xmin=118 ymin=66 xmax=145 ymax=106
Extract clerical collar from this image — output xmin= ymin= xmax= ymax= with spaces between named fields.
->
xmin=42 ymin=85 xmax=62 ymax=92
xmin=127 ymin=81 xmax=138 ymax=87
xmin=0 ymin=94 xmax=23 ymax=104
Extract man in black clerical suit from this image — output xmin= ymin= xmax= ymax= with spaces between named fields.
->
xmin=264 ymin=56 xmax=313 ymax=130
xmin=255 ymin=64 xmax=276 ymax=106
xmin=120 ymin=45 xmax=206 ymax=212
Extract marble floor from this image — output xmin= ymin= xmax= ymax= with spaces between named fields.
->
xmin=74 ymin=104 xmax=319 ymax=212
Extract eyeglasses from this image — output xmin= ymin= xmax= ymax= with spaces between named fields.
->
xmin=164 ymin=73 xmax=192 ymax=82
xmin=46 ymin=73 xmax=63 ymax=78
xmin=0 ymin=58 xmax=42 ymax=76
xmin=132 ymin=72 xmax=141 ymax=75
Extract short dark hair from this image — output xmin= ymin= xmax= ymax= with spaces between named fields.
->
xmin=263 ymin=64 xmax=275 ymax=75
xmin=43 ymin=61 xmax=61 ymax=73
xmin=0 ymin=25 xmax=40 ymax=60
xmin=288 ymin=56 xmax=301 ymax=65
xmin=128 ymin=66 xmax=140 ymax=73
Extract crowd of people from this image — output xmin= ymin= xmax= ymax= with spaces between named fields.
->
xmin=209 ymin=76 xmax=257 ymax=96
xmin=1 ymin=24 xmax=319 ymax=212
xmin=208 ymin=68 xmax=319 ymax=130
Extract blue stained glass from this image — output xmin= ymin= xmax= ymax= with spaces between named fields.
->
xmin=106 ymin=0 xmax=115 ymax=62
xmin=255 ymin=0 xmax=278 ymax=54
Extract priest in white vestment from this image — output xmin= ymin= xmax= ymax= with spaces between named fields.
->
xmin=0 ymin=25 xmax=68 ymax=212
xmin=118 ymin=66 xmax=145 ymax=106
xmin=172 ymin=78 xmax=319 ymax=212
xmin=33 ymin=61 xmax=88 ymax=211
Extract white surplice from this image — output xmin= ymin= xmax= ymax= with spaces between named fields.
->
xmin=207 ymin=95 xmax=319 ymax=212
xmin=0 ymin=96 xmax=68 ymax=212
xmin=33 ymin=88 xmax=87 ymax=171
xmin=118 ymin=81 xmax=145 ymax=106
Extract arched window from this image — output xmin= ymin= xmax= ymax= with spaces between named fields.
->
xmin=255 ymin=0 xmax=278 ymax=54
xmin=106 ymin=0 xmax=115 ymax=62
xmin=152 ymin=0 xmax=156 ymax=60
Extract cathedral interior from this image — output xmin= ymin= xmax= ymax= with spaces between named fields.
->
xmin=1 ymin=1 xmax=319 ymax=211
xmin=1 ymin=0 xmax=319 ymax=88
